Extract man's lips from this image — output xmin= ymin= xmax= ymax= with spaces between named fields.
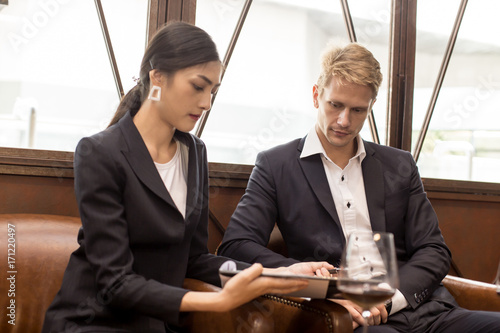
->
xmin=332 ymin=129 xmax=350 ymax=136
xmin=189 ymin=114 xmax=201 ymax=121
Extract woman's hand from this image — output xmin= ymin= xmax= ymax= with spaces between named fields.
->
xmin=180 ymin=263 xmax=308 ymax=312
xmin=216 ymin=263 xmax=309 ymax=311
xmin=272 ymin=261 xmax=335 ymax=277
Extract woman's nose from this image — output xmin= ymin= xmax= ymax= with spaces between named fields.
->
xmin=200 ymin=92 xmax=212 ymax=111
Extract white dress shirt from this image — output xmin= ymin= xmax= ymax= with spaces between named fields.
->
xmin=300 ymin=127 xmax=370 ymax=239
xmin=300 ymin=127 xmax=408 ymax=315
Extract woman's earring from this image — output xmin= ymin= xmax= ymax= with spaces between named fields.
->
xmin=148 ymin=85 xmax=161 ymax=101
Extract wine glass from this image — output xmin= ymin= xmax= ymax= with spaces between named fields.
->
xmin=337 ymin=231 xmax=399 ymax=333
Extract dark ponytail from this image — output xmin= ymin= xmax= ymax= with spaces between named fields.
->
xmin=108 ymin=21 xmax=221 ymax=127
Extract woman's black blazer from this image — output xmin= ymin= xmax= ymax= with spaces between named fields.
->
xmin=42 ymin=111 xmax=243 ymax=333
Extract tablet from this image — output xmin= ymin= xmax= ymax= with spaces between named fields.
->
xmin=219 ymin=269 xmax=340 ymax=299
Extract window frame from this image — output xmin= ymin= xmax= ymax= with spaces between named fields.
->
xmin=0 ymin=0 xmax=195 ymax=179
xmin=1 ymin=0 xmax=499 ymax=196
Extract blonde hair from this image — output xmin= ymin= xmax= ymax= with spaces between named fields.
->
xmin=316 ymin=43 xmax=382 ymax=97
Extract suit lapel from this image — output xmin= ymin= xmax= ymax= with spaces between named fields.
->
xmin=177 ymin=132 xmax=200 ymax=220
xmin=362 ymin=142 xmax=386 ymax=232
xmin=296 ymin=137 xmax=343 ymax=233
xmin=118 ymin=112 xmax=179 ymax=212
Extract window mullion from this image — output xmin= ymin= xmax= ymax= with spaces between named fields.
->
xmin=412 ymin=0 xmax=468 ymax=162
xmin=94 ymin=0 xmax=124 ymax=98
xmin=387 ymin=0 xmax=416 ymax=152
xmin=340 ymin=0 xmax=380 ymax=144
xmin=195 ymin=0 xmax=253 ymax=138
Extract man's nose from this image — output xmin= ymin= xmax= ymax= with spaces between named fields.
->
xmin=337 ymin=109 xmax=350 ymax=127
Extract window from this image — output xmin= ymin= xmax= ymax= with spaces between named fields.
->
xmin=2 ymin=0 xmax=499 ymax=186
xmin=0 ymin=0 xmax=148 ymax=152
xmin=413 ymin=0 xmax=500 ymax=182
xmin=196 ymin=0 xmax=391 ymax=164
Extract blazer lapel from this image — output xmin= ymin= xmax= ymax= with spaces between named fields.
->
xmin=296 ymin=137 xmax=343 ymax=233
xmin=176 ymin=132 xmax=200 ymax=220
xmin=362 ymin=141 xmax=386 ymax=232
xmin=118 ymin=112 xmax=179 ymax=211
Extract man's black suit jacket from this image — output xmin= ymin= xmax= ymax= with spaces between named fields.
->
xmin=218 ymin=135 xmax=455 ymax=311
xmin=43 ymin=112 xmax=244 ymax=333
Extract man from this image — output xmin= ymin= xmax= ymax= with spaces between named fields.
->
xmin=218 ymin=43 xmax=500 ymax=332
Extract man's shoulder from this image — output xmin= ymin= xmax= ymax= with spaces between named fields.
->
xmin=256 ymin=138 xmax=303 ymax=164
xmin=364 ymin=140 xmax=412 ymax=158
xmin=261 ymin=137 xmax=303 ymax=155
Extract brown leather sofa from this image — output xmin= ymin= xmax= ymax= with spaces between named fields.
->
xmin=1 ymin=214 xmax=499 ymax=333
xmin=0 ymin=214 xmax=351 ymax=333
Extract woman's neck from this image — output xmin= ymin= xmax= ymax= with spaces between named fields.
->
xmin=133 ymin=103 xmax=177 ymax=164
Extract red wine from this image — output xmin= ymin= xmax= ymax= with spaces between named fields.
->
xmin=338 ymin=284 xmax=395 ymax=309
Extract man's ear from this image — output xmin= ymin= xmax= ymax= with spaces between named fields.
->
xmin=312 ymin=84 xmax=320 ymax=108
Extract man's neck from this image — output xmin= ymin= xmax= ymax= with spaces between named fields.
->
xmin=321 ymin=136 xmax=358 ymax=170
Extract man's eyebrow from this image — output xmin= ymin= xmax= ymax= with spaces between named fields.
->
xmin=329 ymin=99 xmax=370 ymax=109
xmin=197 ymin=74 xmax=221 ymax=88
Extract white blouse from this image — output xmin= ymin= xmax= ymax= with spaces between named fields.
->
xmin=154 ymin=140 xmax=189 ymax=218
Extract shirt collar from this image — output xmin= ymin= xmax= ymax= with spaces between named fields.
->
xmin=300 ymin=127 xmax=366 ymax=163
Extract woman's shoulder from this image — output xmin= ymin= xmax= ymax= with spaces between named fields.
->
xmin=74 ymin=125 xmax=122 ymax=159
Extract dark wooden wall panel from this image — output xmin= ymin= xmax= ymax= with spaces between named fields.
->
xmin=0 ymin=174 xmax=78 ymax=217
xmin=209 ymin=187 xmax=245 ymax=229
xmin=430 ymin=197 xmax=500 ymax=283
xmin=1 ymin=161 xmax=499 ymax=283
xmin=207 ymin=186 xmax=245 ymax=253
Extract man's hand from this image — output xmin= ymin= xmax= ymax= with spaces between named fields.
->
xmin=271 ymin=262 xmax=334 ymax=277
xmin=328 ymin=299 xmax=388 ymax=329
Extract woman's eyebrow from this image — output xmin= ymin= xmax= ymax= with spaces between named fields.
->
xmin=197 ymin=74 xmax=221 ymax=89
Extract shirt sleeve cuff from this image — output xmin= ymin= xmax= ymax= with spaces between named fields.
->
xmin=389 ymin=289 xmax=409 ymax=315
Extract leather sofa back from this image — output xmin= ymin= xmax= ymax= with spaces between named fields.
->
xmin=0 ymin=214 xmax=81 ymax=333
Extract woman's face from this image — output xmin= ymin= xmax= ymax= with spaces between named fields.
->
xmin=155 ymin=61 xmax=222 ymax=133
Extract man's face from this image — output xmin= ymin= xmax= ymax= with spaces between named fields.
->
xmin=313 ymin=77 xmax=375 ymax=153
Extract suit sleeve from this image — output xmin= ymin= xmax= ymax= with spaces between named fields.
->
xmin=184 ymin=142 xmax=251 ymax=286
xmin=395 ymin=152 xmax=452 ymax=309
xmin=74 ymin=136 xmax=188 ymax=325
xmin=217 ymin=151 xmax=299 ymax=268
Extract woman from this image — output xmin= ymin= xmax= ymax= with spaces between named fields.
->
xmin=42 ymin=22 xmax=331 ymax=333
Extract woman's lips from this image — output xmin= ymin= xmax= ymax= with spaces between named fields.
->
xmin=189 ymin=114 xmax=201 ymax=121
